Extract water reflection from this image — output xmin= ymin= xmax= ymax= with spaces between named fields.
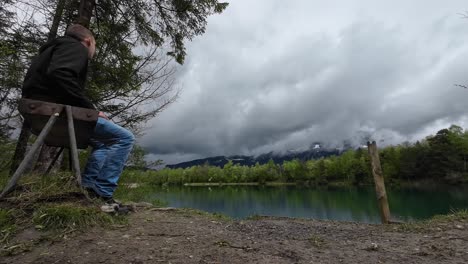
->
xmin=149 ymin=185 xmax=468 ymax=223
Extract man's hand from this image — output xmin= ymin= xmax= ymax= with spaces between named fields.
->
xmin=99 ymin=111 xmax=110 ymax=120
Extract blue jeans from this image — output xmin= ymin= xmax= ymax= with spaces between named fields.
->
xmin=82 ymin=117 xmax=135 ymax=198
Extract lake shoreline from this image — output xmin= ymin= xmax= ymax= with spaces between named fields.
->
xmin=146 ymin=179 xmax=468 ymax=189
xmin=116 ymin=182 xmax=468 ymax=223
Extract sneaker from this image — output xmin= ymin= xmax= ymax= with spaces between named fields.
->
xmin=115 ymin=205 xmax=132 ymax=214
xmin=100 ymin=200 xmax=133 ymax=214
xmin=100 ymin=199 xmax=120 ymax=213
xmin=102 ymin=197 xmax=123 ymax=207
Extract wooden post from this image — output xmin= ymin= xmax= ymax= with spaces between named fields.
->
xmin=367 ymin=141 xmax=391 ymax=224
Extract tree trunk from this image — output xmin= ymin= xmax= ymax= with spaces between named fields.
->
xmin=48 ymin=0 xmax=67 ymax=41
xmin=32 ymin=0 xmax=68 ymax=173
xmin=75 ymin=0 xmax=96 ymax=27
xmin=9 ymin=121 xmax=31 ymax=175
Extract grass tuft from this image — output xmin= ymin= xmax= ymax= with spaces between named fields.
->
xmin=308 ymin=234 xmax=327 ymax=248
xmin=246 ymin=214 xmax=266 ymax=220
xmin=32 ymin=204 xmax=126 ymax=231
xmin=391 ymin=209 xmax=468 ymax=232
xmin=179 ymin=208 xmax=231 ymax=221
xmin=113 ymin=184 xmax=168 ymax=207
xmin=0 ymin=209 xmax=16 ymax=244
xmin=430 ymin=209 xmax=468 ymax=222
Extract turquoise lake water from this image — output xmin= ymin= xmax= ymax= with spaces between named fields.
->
xmin=149 ymin=185 xmax=468 ymax=223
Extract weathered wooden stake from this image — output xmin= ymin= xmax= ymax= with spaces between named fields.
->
xmin=367 ymin=141 xmax=391 ymax=224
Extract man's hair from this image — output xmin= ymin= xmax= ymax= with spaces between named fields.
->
xmin=65 ymin=24 xmax=94 ymax=41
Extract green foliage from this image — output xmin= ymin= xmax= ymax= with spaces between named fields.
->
xmin=283 ymin=159 xmax=303 ymax=182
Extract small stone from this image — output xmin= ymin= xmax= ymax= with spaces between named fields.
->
xmin=127 ymin=183 xmax=140 ymax=188
xmin=455 ymin=225 xmax=464 ymax=230
xmin=122 ymin=234 xmax=130 ymax=239
xmin=135 ymin=202 xmax=153 ymax=208
xmin=364 ymin=243 xmax=379 ymax=251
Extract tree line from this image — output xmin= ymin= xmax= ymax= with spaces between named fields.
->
xmin=122 ymin=125 xmax=468 ymax=186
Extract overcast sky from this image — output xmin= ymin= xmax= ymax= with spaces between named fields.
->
xmin=141 ymin=0 xmax=468 ymax=164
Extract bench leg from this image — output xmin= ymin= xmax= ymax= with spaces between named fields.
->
xmin=44 ymin=147 xmax=64 ymax=176
xmin=0 ymin=113 xmax=59 ymax=198
xmin=65 ymin=106 xmax=82 ymax=186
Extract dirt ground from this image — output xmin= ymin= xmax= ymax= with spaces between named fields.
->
xmin=2 ymin=208 xmax=468 ymax=264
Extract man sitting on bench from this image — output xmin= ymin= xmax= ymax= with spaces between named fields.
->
xmin=22 ymin=24 xmax=134 ymax=211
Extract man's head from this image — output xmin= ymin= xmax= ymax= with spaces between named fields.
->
xmin=65 ymin=24 xmax=96 ymax=59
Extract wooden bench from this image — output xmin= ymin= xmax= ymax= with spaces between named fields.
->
xmin=0 ymin=98 xmax=99 ymax=198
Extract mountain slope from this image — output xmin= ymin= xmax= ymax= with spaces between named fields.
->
xmin=166 ymin=148 xmax=341 ymax=169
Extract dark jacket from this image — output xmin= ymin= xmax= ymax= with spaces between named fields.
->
xmin=22 ymin=35 xmax=95 ymax=109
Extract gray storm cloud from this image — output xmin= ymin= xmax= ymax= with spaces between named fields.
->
xmin=141 ymin=0 xmax=468 ymax=164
